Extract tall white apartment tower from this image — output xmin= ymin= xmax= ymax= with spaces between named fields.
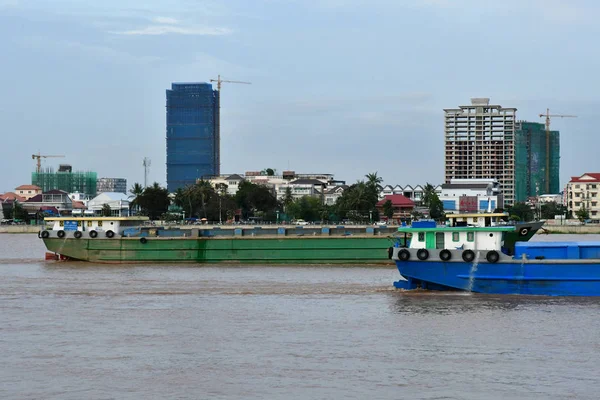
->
xmin=444 ymin=98 xmax=517 ymax=206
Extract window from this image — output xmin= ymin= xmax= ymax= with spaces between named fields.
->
xmin=575 ymin=193 xmax=580 ymax=197
xmin=467 ymin=232 xmax=474 ymax=242
xmin=576 ymin=185 xmax=580 ymax=189
xmin=452 ymin=232 xmax=460 ymax=242
xmin=575 ymin=202 xmax=581 ymax=207
xmin=87 ymin=221 xmax=92 ymax=227
xmin=97 ymin=221 xmax=103 ymax=227
xmin=59 ymin=221 xmax=64 ymax=227
xmin=418 ymin=232 xmax=425 ymax=242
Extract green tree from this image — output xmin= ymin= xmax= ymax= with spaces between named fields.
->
xmin=5 ymin=202 xmax=30 ymax=221
xmin=421 ymin=183 xmax=437 ymax=207
xmin=282 ymin=187 xmax=294 ymax=214
xmin=101 ymin=203 xmax=112 ymax=217
xmin=382 ymin=199 xmax=394 ymax=221
xmin=428 ymin=193 xmax=445 ymax=221
xmin=365 ymin=172 xmax=383 ymax=190
xmin=507 ymin=202 xmax=534 ymax=222
xmin=129 ymin=182 xmax=144 ymax=208
xmin=575 ymin=206 xmax=590 ymax=222
xmin=540 ymin=202 xmax=567 ymax=220
xmin=235 ymin=181 xmax=278 ymax=219
xmin=135 ymin=182 xmax=171 ymax=220
xmin=335 ymin=180 xmax=378 ymax=222
xmin=262 ymin=168 xmax=276 ymax=176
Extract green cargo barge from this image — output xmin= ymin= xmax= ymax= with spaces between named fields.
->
xmin=40 ymin=217 xmax=398 ymax=264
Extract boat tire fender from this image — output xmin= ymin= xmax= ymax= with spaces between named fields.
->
xmin=519 ymin=227 xmax=530 ymax=236
xmin=140 ymin=237 xmax=147 ymax=244
xmin=439 ymin=249 xmax=452 ymax=261
xmin=57 ymin=230 xmax=65 ymax=238
xmin=462 ymin=249 xmax=475 ymax=262
xmin=417 ymin=249 xmax=429 ymax=261
xmin=89 ymin=230 xmax=98 ymax=238
xmin=105 ymin=230 xmax=115 ymax=239
xmin=486 ymin=250 xmax=500 ymax=263
xmin=398 ymin=249 xmax=410 ymax=261
xmin=387 ymin=247 xmax=393 ymax=259
xmin=74 ymin=231 xmax=82 ymax=239
xmin=41 ymin=230 xmax=50 ymax=239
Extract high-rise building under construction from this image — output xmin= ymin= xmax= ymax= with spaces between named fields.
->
xmin=444 ymin=98 xmax=517 ymax=205
xmin=166 ymin=83 xmax=220 ymax=192
xmin=514 ymin=121 xmax=559 ymax=202
xmin=444 ymin=98 xmax=559 ymax=206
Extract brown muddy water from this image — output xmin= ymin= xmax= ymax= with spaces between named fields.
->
xmin=1 ymin=233 xmax=600 ymax=399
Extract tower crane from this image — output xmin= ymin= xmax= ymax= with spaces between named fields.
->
xmin=539 ymin=109 xmax=576 ymax=194
xmin=209 ymin=75 xmax=251 ymax=175
xmin=32 ymin=153 xmax=65 ymax=173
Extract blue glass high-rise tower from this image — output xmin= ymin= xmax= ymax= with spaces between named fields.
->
xmin=166 ymin=83 xmax=220 ymax=192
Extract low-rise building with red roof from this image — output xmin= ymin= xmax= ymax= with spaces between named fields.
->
xmin=376 ymin=194 xmax=415 ymax=222
xmin=566 ymin=173 xmax=600 ymax=221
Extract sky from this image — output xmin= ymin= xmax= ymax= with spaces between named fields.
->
xmin=1 ymin=0 xmax=599 ymax=193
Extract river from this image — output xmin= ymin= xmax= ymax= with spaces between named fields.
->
xmin=1 ymin=233 xmax=600 ymax=399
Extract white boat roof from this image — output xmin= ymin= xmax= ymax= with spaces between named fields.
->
xmin=45 ymin=216 xmax=149 ymax=221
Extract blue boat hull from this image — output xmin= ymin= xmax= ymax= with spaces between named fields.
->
xmin=394 ymin=260 xmax=600 ymax=296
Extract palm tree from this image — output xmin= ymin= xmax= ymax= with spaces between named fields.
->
xmin=422 ymin=183 xmax=436 ymax=207
xmin=129 ymin=182 xmax=144 ymax=211
xmin=283 ymin=187 xmax=294 ymax=214
xmin=214 ymin=183 xmax=228 ymax=223
xmin=365 ymin=172 xmax=383 ymax=189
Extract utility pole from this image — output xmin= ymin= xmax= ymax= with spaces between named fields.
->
xmin=143 ymin=157 xmax=151 ymax=188
xmin=209 ymin=75 xmax=251 ymax=175
xmin=539 ymin=109 xmax=576 ymax=194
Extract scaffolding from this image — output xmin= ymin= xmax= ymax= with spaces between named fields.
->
xmin=32 ymin=168 xmax=98 ymax=196
xmin=514 ymin=121 xmax=560 ymax=202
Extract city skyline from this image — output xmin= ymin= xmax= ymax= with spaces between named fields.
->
xmin=1 ymin=0 xmax=598 ymax=193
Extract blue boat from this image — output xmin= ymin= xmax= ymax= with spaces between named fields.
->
xmin=391 ymin=217 xmax=600 ymax=296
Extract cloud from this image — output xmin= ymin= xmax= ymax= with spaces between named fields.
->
xmin=113 ymin=24 xmax=231 ymax=36
xmin=152 ymin=16 xmax=178 ymax=24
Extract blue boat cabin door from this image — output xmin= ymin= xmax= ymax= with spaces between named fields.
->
xmin=435 ymin=232 xmax=445 ymax=249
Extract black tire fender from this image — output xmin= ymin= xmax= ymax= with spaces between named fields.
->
xmin=105 ymin=230 xmax=115 ymax=238
xmin=89 ymin=230 xmax=98 ymax=238
xmin=486 ymin=250 xmax=500 ymax=263
xmin=74 ymin=231 xmax=82 ymax=239
xmin=387 ymin=247 xmax=393 ymax=259
xmin=398 ymin=249 xmax=410 ymax=261
xmin=462 ymin=249 xmax=475 ymax=262
xmin=41 ymin=230 xmax=50 ymax=239
xmin=57 ymin=230 xmax=65 ymax=238
xmin=417 ymin=249 xmax=429 ymax=261
xmin=140 ymin=237 xmax=148 ymax=244
xmin=439 ymin=249 xmax=452 ymax=261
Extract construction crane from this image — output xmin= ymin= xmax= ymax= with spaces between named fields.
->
xmin=209 ymin=75 xmax=251 ymax=175
xmin=539 ymin=109 xmax=577 ymax=193
xmin=32 ymin=153 xmax=65 ymax=173
xmin=209 ymin=74 xmax=251 ymax=91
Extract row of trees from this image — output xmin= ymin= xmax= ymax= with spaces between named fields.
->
xmin=125 ymin=173 xmax=457 ymax=223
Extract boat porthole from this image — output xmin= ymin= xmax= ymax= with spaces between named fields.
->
xmin=140 ymin=237 xmax=147 ymax=244
xmin=57 ymin=230 xmax=65 ymax=238
xmin=417 ymin=249 xmax=429 ymax=261
xmin=489 ymin=233 xmax=494 ymax=237
xmin=462 ymin=250 xmax=475 ymax=262
xmin=486 ymin=250 xmax=500 ymax=263
xmin=398 ymin=249 xmax=410 ymax=261
xmin=439 ymin=249 xmax=451 ymax=261
xmin=74 ymin=231 xmax=82 ymax=239
xmin=41 ymin=230 xmax=50 ymax=239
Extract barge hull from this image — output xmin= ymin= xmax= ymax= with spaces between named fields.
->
xmin=43 ymin=236 xmax=393 ymax=264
